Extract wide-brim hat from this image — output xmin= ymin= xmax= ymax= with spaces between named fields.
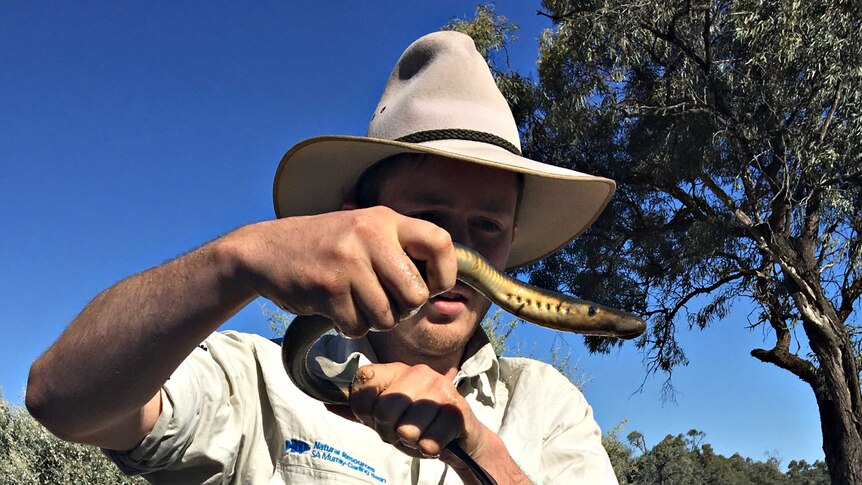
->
xmin=273 ymin=31 xmax=615 ymax=269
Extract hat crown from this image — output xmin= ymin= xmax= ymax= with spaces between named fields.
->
xmin=274 ymin=31 xmax=615 ymax=269
xmin=366 ymin=31 xmax=521 ymax=151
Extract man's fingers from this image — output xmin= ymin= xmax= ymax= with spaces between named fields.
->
xmin=370 ymin=248 xmax=429 ymax=320
xmin=350 ymin=363 xmax=409 ymax=429
xmin=396 ymin=400 xmax=439 ymax=446
xmin=397 ymin=219 xmax=457 ymax=297
xmin=416 ymin=404 xmax=464 ymax=457
xmin=350 ymin=363 xmax=468 ymax=456
xmin=326 ymin=254 xmax=404 ymax=336
xmin=371 ymin=393 xmax=411 ymax=444
xmin=326 ymin=292 xmax=369 ymax=338
xmin=349 ymin=364 xmax=387 ymax=425
xmin=351 ymin=271 xmax=400 ymax=331
xmin=325 ymin=209 xmax=458 ymax=327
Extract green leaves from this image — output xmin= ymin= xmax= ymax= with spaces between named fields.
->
xmin=500 ymin=0 xmax=862 ymax=385
xmin=0 ymin=396 xmax=145 ymax=484
xmin=603 ymin=424 xmax=830 ymax=484
xmin=451 ymin=17 xmax=861 ymax=480
xmin=443 ymin=5 xmax=518 ymax=64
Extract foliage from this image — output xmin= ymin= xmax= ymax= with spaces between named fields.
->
xmin=449 ymin=1 xmax=862 ymax=481
xmin=479 ymin=307 xmax=519 ymax=356
xmin=603 ymin=425 xmax=830 ymax=484
xmin=443 ymin=4 xmax=517 ymax=61
xmin=529 ymin=0 xmax=862 ymax=391
xmin=786 ymin=459 xmax=832 ymax=485
xmin=602 ymin=420 xmax=638 ymax=481
xmin=479 ymin=307 xmax=591 ymax=388
xmin=263 ymin=303 xmax=293 ymax=337
xmin=0 ymin=394 xmax=145 ymax=485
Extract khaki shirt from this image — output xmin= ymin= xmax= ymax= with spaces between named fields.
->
xmin=106 ymin=331 xmax=617 ymax=484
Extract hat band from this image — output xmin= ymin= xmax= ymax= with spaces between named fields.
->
xmin=396 ymin=129 xmax=522 ymax=156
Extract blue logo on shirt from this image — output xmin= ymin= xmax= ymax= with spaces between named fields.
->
xmin=309 ymin=440 xmax=387 ymax=483
xmin=285 ymin=439 xmax=311 ymax=454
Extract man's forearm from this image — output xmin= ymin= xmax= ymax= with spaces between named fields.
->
xmin=28 ymin=209 xmax=456 ymax=442
xmin=449 ymin=429 xmax=533 ymax=485
xmin=26 ymin=234 xmax=254 ymax=440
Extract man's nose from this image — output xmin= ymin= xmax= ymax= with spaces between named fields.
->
xmin=442 ymin=220 xmax=471 ymax=249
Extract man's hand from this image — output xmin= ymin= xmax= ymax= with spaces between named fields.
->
xmin=228 ymin=206 xmax=458 ymax=337
xmin=348 ymin=363 xmax=532 ymax=484
xmin=348 ymin=362 xmax=487 ymax=460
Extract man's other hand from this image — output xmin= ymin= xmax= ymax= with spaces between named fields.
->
xmin=348 ymin=362 xmax=492 ymax=464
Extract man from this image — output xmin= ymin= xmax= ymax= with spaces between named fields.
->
xmin=26 ymin=31 xmax=619 ymax=483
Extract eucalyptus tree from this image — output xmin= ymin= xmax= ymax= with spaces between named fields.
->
xmin=451 ymin=1 xmax=862 ymax=482
xmin=525 ymin=1 xmax=861 ymax=481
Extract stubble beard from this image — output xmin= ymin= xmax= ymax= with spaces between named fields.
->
xmin=369 ymin=299 xmax=492 ymax=362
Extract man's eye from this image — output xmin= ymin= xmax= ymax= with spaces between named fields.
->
xmin=475 ymin=219 xmax=503 ymax=232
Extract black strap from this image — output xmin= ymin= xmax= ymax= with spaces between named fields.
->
xmin=396 ymin=129 xmax=522 ymax=156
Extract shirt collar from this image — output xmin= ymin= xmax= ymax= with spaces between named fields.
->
xmin=453 ymin=328 xmax=500 ymax=406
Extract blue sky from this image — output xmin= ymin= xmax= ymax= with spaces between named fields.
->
xmin=1 ymin=0 xmax=823 ymax=468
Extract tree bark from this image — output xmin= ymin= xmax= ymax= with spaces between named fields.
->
xmin=807 ymin=319 xmax=862 ymax=485
xmin=794 ymin=268 xmax=862 ymax=484
xmin=756 ymin=238 xmax=862 ymax=484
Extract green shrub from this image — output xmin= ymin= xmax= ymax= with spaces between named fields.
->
xmin=0 ymin=396 xmax=145 ymax=485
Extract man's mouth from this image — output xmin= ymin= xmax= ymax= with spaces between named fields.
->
xmin=422 ymin=283 xmax=477 ymax=318
xmin=428 ymin=283 xmax=472 ymax=305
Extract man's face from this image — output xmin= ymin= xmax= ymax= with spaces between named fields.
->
xmin=368 ymin=155 xmax=519 ymax=363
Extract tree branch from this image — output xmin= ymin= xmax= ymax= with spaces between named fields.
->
xmin=667 ymin=185 xmax=718 ymax=224
xmin=617 ymin=100 xmax=712 ymax=117
xmin=751 ymin=346 xmax=818 ymax=386
xmin=739 ymin=165 xmax=764 ymax=226
xmin=702 ymin=6 xmax=712 ymax=69
xmin=638 ymin=22 xmax=709 ymax=72
xmin=536 ymin=8 xmax=586 ymax=22
xmin=698 ymin=173 xmax=756 ymax=228
xmin=819 ymin=83 xmax=843 ymax=144
xmin=816 ymin=168 xmax=862 ymax=192
xmin=699 ymin=173 xmax=821 ymax=303
xmin=799 ymin=190 xmax=822 ymax=268
xmin=750 ymin=271 xmax=818 ymax=386
xmin=839 ymin=274 xmax=862 ymax=322
xmin=783 ymin=72 xmax=822 ymax=129
xmin=816 ymin=219 xmax=842 ymax=271
xmin=663 ymin=271 xmax=750 ymax=323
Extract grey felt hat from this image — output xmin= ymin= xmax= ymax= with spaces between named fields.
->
xmin=273 ymin=31 xmax=615 ymax=269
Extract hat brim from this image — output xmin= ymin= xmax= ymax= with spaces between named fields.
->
xmin=273 ymin=135 xmax=615 ymax=269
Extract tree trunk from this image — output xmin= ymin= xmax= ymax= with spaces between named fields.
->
xmin=805 ymin=313 xmax=862 ymax=484
xmin=767 ymin=235 xmax=862 ymax=483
